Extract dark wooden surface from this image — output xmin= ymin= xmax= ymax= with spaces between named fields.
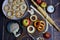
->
xmin=0 ymin=0 xmax=60 ymax=40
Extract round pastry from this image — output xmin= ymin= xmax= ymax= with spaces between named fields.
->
xmin=40 ymin=20 xmax=45 ymax=27
xmin=16 ymin=0 xmax=24 ymax=4
xmin=15 ymin=11 xmax=23 ymax=18
xmin=47 ymin=5 xmax=55 ymax=13
xmin=30 ymin=15 xmax=37 ymax=22
xmin=4 ymin=5 xmax=10 ymax=12
xmin=8 ymin=0 xmax=14 ymax=3
xmin=20 ymin=3 xmax=27 ymax=12
xmin=12 ymin=0 xmax=17 ymax=5
xmin=27 ymin=25 xmax=35 ymax=34
xmin=7 ymin=11 xmax=14 ymax=19
xmin=37 ymin=20 xmax=45 ymax=32
xmin=37 ymin=25 xmax=44 ymax=32
xmin=22 ymin=19 xmax=30 ymax=27
xmin=34 ymin=20 xmax=40 ymax=28
xmin=12 ymin=4 xmax=19 ymax=11
xmin=41 ymin=1 xmax=47 ymax=8
xmin=16 ymin=0 xmax=20 ymax=3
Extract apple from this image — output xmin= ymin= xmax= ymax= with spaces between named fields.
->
xmin=41 ymin=1 xmax=47 ymax=8
xmin=22 ymin=19 xmax=30 ymax=27
xmin=36 ymin=0 xmax=41 ymax=5
xmin=43 ymin=32 xmax=51 ymax=39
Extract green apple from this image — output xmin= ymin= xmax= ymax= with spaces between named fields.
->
xmin=22 ymin=19 xmax=30 ymax=27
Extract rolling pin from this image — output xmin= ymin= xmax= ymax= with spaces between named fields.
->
xmin=31 ymin=0 xmax=60 ymax=32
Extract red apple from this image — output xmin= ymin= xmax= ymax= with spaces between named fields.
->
xmin=36 ymin=0 xmax=41 ymax=5
xmin=43 ymin=32 xmax=51 ymax=39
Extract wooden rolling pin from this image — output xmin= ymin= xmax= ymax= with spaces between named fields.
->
xmin=31 ymin=0 xmax=60 ymax=32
